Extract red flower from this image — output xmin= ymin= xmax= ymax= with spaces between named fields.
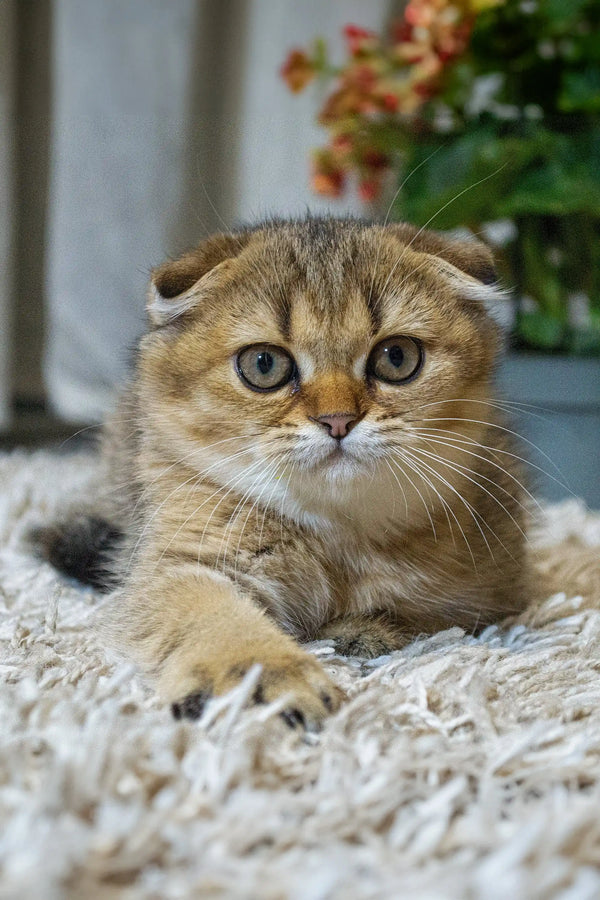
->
xmin=331 ymin=134 xmax=354 ymax=155
xmin=343 ymin=24 xmax=378 ymax=56
xmin=284 ymin=5 xmax=481 ymax=207
xmin=381 ymin=92 xmax=400 ymax=112
xmin=358 ymin=178 xmax=382 ymax=203
xmin=392 ymin=20 xmax=413 ymax=44
xmin=280 ymin=49 xmax=315 ymax=93
xmin=362 ymin=148 xmax=389 ymax=170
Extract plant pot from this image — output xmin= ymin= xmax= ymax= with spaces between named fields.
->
xmin=495 ymin=352 xmax=600 ymax=508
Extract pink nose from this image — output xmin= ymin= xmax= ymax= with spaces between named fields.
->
xmin=315 ymin=413 xmax=358 ymax=439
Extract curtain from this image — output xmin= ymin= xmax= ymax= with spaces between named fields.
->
xmin=2 ymin=0 xmax=391 ymax=426
xmin=0 ymin=2 xmax=16 ymax=428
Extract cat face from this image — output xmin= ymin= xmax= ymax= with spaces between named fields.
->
xmin=139 ymin=218 xmax=504 ymax=519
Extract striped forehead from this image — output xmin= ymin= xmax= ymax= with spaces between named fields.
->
xmin=287 ymin=286 xmax=374 ymax=372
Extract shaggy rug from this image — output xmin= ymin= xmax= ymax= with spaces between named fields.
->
xmin=1 ymin=449 xmax=600 ymax=900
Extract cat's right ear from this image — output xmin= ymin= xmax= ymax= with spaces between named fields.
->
xmin=147 ymin=232 xmax=251 ymax=326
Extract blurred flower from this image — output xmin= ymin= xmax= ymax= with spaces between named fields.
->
xmin=280 ymin=49 xmax=316 ymax=93
xmin=381 ymin=91 xmax=400 ymax=112
xmin=319 ymin=64 xmax=380 ymax=123
xmin=279 ymin=0 xmax=600 ymax=357
xmin=358 ymin=178 xmax=382 ymax=203
xmin=362 ymin=148 xmax=389 ymax=170
xmin=281 ymin=0 xmax=509 ymax=202
xmin=311 ymin=150 xmax=346 ymax=197
xmin=311 ymin=171 xmax=346 ymax=197
xmin=331 ymin=134 xmax=354 ymax=155
xmin=343 ymin=25 xmax=379 ymax=57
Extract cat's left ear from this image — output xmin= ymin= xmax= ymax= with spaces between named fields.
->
xmin=387 ymin=222 xmax=497 ymax=284
xmin=386 ymin=223 xmax=511 ymax=326
xmin=147 ymin=231 xmax=251 ymax=326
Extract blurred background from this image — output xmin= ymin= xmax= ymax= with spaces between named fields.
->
xmin=0 ymin=0 xmax=598 ymax=506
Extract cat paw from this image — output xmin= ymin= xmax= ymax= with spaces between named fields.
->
xmin=317 ymin=614 xmax=408 ymax=659
xmin=169 ymin=653 xmax=345 ymax=730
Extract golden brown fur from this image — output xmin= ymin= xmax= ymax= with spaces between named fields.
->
xmin=43 ymin=216 xmax=534 ymax=727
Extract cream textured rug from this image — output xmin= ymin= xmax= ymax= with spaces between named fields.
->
xmin=1 ymin=449 xmax=600 ymax=900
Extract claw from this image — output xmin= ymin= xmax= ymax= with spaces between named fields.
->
xmin=280 ymin=708 xmax=306 ymax=729
xmin=171 ymin=689 xmax=211 ymax=721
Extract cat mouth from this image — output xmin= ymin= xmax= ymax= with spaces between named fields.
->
xmin=319 ymin=442 xmax=360 ymax=470
xmin=294 ymin=437 xmax=369 ymax=476
xmin=322 ymin=442 xmax=349 ymax=463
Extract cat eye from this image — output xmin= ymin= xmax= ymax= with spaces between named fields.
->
xmin=235 ymin=344 xmax=296 ymax=392
xmin=367 ymin=336 xmax=423 ymax=384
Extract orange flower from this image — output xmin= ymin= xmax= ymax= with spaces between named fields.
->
xmin=280 ymin=49 xmax=316 ymax=93
xmin=283 ymin=1 xmax=490 ymax=207
xmin=311 ymin=150 xmax=346 ymax=197
xmin=312 ymin=170 xmax=346 ymax=197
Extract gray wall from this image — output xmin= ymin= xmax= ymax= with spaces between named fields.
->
xmin=42 ymin=0 xmax=388 ymax=421
xmin=1 ymin=0 xmax=391 ymax=423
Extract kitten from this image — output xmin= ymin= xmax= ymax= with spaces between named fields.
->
xmin=38 ymin=216 xmax=531 ymax=728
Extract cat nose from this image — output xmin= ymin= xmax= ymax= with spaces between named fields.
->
xmin=314 ymin=413 xmax=358 ymax=439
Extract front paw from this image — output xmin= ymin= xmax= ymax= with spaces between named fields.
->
xmin=170 ymin=651 xmax=345 ymax=730
xmin=317 ymin=613 xmax=408 ymax=658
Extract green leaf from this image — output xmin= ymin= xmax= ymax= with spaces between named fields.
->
xmin=560 ymin=70 xmax=600 ymax=113
xmin=516 ymin=311 xmax=565 ymax=351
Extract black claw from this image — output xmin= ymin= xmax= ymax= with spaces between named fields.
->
xmin=320 ymin=692 xmax=333 ymax=712
xmin=171 ymin=690 xmax=211 ymax=721
xmin=281 ymin=708 xmax=306 ymax=729
xmin=252 ymin=684 xmax=265 ymax=705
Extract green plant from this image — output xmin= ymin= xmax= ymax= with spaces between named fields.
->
xmin=281 ymin=0 xmax=600 ymax=354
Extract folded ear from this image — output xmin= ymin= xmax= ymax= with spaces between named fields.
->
xmin=148 ymin=231 xmax=251 ymax=326
xmin=386 ymin=222 xmax=496 ymax=285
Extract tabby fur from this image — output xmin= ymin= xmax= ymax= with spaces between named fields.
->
xmin=40 ymin=216 xmax=532 ymax=728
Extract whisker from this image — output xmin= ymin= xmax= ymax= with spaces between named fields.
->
xmin=408 ymin=444 xmax=530 ymax=544
xmin=128 ymin=433 xmax=267 ymax=520
xmin=130 ymin=436 xmax=281 ymax=562
xmin=410 ymin=430 xmax=543 ymax=512
xmin=195 ymin=450 xmax=283 ymax=574
xmin=368 ymin=146 xmax=444 ymax=307
xmin=415 ymin=416 xmax=567 ymax=484
xmin=383 ymin=457 xmax=437 ymax=542
xmin=216 ymin=456 xmax=281 ymax=569
xmin=411 ymin=395 xmax=556 ymax=423
xmin=378 ymin=163 xmax=508 ymax=301
xmin=231 ymin=459 xmax=284 ymax=579
xmin=397 ymin=446 xmax=510 ymax=564
xmin=148 ymin=445 xmax=281 ymax=572
xmin=389 ymin=454 xmax=479 ymax=570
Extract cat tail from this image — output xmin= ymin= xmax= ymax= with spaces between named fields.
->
xmin=30 ymin=515 xmax=124 ymax=592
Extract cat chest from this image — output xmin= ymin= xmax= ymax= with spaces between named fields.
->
xmin=254 ymin=530 xmax=429 ymax=629
xmin=324 ymin=543 xmax=426 ymax=616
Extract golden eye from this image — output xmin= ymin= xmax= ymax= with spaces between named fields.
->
xmin=368 ymin=336 xmax=423 ymax=384
xmin=235 ymin=344 xmax=296 ymax=392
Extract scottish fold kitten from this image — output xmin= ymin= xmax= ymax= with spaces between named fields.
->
xmin=39 ymin=216 xmax=530 ymax=728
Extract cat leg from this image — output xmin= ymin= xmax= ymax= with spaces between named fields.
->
xmin=316 ymin=613 xmax=409 ymax=658
xmin=120 ymin=565 xmax=345 ymax=729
